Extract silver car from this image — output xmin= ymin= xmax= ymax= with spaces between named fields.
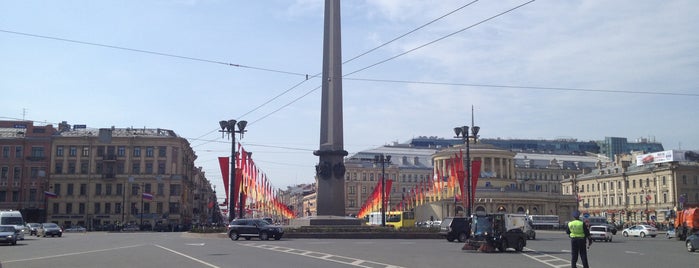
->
xmin=621 ymin=224 xmax=657 ymax=238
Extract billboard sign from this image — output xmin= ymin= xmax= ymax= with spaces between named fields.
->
xmin=636 ymin=150 xmax=699 ymax=166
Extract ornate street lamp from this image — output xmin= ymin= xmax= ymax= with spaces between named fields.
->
xmin=374 ymin=154 xmax=391 ymax=227
xmin=219 ymin=119 xmax=247 ymax=221
xmin=454 ymin=124 xmax=479 ymax=217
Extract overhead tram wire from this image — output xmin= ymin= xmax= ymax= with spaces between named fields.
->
xmin=344 ymin=0 xmax=536 ymax=77
xmin=0 ymin=29 xmax=309 ymax=78
xmin=245 ymin=1 xmax=537 ymax=126
xmin=343 ymin=78 xmax=699 ymax=97
xmin=242 ymin=1 xmax=487 ymax=127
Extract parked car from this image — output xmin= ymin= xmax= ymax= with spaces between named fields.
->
xmin=26 ymin=223 xmax=41 ymax=236
xmin=227 ymin=218 xmax=284 ymax=241
xmin=589 ymin=225 xmax=613 ymax=242
xmin=0 ymin=225 xmax=19 ymax=245
xmin=686 ymin=232 xmax=699 ymax=252
xmin=262 ymin=217 xmax=273 ymax=224
xmin=439 ymin=217 xmax=471 ymax=242
xmin=37 ymin=223 xmax=63 ymax=237
xmin=64 ymin=226 xmax=87 ymax=232
xmin=621 ymin=225 xmax=657 ymax=238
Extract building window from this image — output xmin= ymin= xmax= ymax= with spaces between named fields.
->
xmin=116 ymin=183 xmax=123 ymax=195
xmin=115 ymin=203 xmax=122 ymax=214
xmin=145 ymin=163 xmax=153 ymax=174
xmin=2 ymin=146 xmax=9 ymax=158
xmin=169 ymin=202 xmax=180 ymax=214
xmin=80 ymin=184 xmax=86 ymax=195
xmin=95 ymin=183 xmax=102 ymax=195
xmin=132 ymin=162 xmax=141 ymax=174
xmin=15 ymin=146 xmax=23 ymax=158
xmin=118 ymin=146 xmax=126 ymax=157
xmin=146 ymin=147 xmax=154 ymax=157
xmin=31 ymin=147 xmax=44 ymax=157
xmin=132 ymin=184 xmax=140 ymax=196
xmin=158 ymin=146 xmax=166 ymax=157
xmin=66 ymin=203 xmax=73 ymax=214
xmin=157 ymin=183 xmax=164 ymax=195
xmin=94 ymin=203 xmax=101 ymax=214
xmin=13 ymin=167 xmax=21 ymax=179
xmin=133 ymin=147 xmax=141 ymax=157
xmin=80 ymin=161 xmax=88 ymax=174
xmin=0 ymin=167 xmax=7 ymax=179
xmin=52 ymin=203 xmax=59 ymax=214
xmin=67 ymin=184 xmax=74 ymax=196
xmin=79 ymin=203 xmax=85 ymax=214
xmin=157 ymin=202 xmax=163 ymax=214
xmin=683 ymin=175 xmax=687 ymax=185
xmin=68 ymin=162 xmax=76 ymax=174
xmin=158 ymin=161 xmax=165 ymax=175
xmin=347 ymin=186 xmax=355 ymax=194
xmin=29 ymin=189 xmax=37 ymax=202
xmin=170 ymin=184 xmax=181 ymax=196
xmin=56 ymin=163 xmax=63 ymax=174
xmin=143 ymin=203 xmax=150 ymax=214
xmin=69 ymin=146 xmax=77 ymax=156
xmin=106 ymin=184 xmax=112 ymax=195
xmin=105 ymin=203 xmax=111 ymax=214
xmin=82 ymin=146 xmax=89 ymax=157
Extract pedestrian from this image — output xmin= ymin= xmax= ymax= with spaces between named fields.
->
xmin=566 ymin=211 xmax=592 ymax=268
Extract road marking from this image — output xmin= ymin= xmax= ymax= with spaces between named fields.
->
xmin=186 ymin=243 xmax=206 ymax=246
xmin=521 ymin=247 xmax=578 ymax=268
xmin=241 ymin=242 xmax=406 ymax=268
xmin=155 ymin=244 xmax=220 ymax=268
xmin=624 ymin=250 xmax=645 ymax=256
xmin=3 ymin=244 xmax=146 ymax=264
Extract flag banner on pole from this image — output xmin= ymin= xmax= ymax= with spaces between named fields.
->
xmin=218 ymin=157 xmax=230 ymax=199
xmin=142 ymin=192 xmax=154 ymax=200
xmin=44 ymin=191 xmax=58 ymax=198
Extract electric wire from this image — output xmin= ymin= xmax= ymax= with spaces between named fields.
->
xmin=344 ymin=0 xmax=536 ymax=77
xmin=343 ymin=78 xmax=699 ymax=97
xmin=0 ymin=29 xmax=309 ymax=77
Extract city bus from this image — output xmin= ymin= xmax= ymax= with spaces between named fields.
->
xmin=527 ymin=215 xmax=560 ymax=229
xmin=366 ymin=211 xmax=416 ymax=229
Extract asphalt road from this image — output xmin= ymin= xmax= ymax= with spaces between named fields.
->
xmin=0 ymin=230 xmax=696 ymax=268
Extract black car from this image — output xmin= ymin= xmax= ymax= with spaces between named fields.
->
xmin=439 ymin=217 xmax=470 ymax=242
xmin=227 ymin=218 xmax=284 ymax=241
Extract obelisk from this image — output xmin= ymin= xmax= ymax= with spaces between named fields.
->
xmin=313 ymin=0 xmax=348 ymax=217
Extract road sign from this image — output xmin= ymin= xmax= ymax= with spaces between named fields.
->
xmin=583 ymin=213 xmax=590 ymax=218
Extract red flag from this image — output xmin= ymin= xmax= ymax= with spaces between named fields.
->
xmin=470 ymin=160 xmax=482 ymax=206
xmin=218 ymin=157 xmax=230 ymax=199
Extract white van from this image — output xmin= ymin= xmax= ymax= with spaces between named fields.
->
xmin=0 ymin=210 xmax=27 ymax=240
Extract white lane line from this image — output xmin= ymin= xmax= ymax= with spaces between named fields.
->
xmin=241 ymin=243 xmax=406 ymax=268
xmin=521 ymin=247 xmax=575 ymax=268
xmin=3 ymin=244 xmax=146 ymax=264
xmin=154 ymin=244 xmax=220 ymax=268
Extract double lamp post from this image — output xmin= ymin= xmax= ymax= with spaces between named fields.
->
xmin=453 ymin=125 xmax=479 ymax=217
xmin=219 ymin=119 xmax=247 ymax=221
xmin=374 ymin=154 xmax=391 ymax=227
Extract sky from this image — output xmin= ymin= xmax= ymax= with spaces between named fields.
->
xmin=2 ymin=0 xmax=698 ymax=202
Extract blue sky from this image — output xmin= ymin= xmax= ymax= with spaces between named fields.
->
xmin=2 ymin=0 xmax=698 ymax=201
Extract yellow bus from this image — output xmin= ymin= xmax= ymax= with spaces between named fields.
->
xmin=366 ymin=211 xmax=416 ymax=229
xmin=386 ymin=211 xmax=416 ymax=229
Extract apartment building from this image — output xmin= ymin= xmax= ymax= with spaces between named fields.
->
xmin=47 ymin=123 xmax=206 ymax=230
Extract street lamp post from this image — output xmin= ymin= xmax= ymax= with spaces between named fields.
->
xmin=219 ymin=120 xmax=247 ymax=221
xmin=642 ymin=189 xmax=653 ymax=222
xmin=454 ymin=125 xmax=479 ymax=217
xmin=374 ymin=154 xmax=391 ymax=227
